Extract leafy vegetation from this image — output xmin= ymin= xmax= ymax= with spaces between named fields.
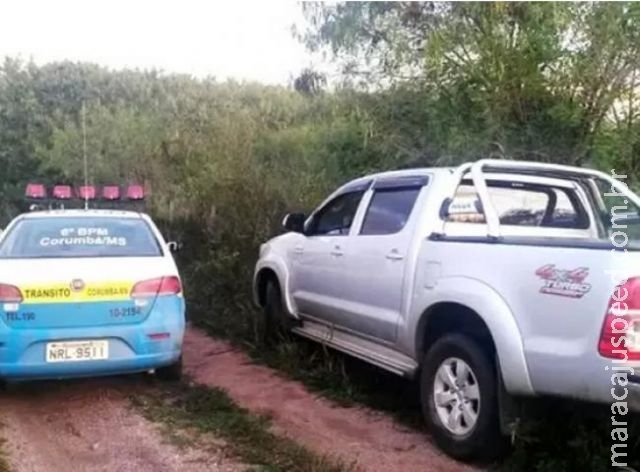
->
xmin=132 ymin=382 xmax=352 ymax=472
xmin=0 ymin=2 xmax=639 ymax=469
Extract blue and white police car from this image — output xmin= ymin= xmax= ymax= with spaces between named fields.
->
xmin=0 ymin=184 xmax=185 ymax=381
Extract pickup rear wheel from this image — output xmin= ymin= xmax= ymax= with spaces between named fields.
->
xmin=420 ymin=333 xmax=506 ymax=462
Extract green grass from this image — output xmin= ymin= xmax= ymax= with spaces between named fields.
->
xmin=132 ymin=381 xmax=355 ymax=472
xmin=195 ymin=312 xmax=640 ymax=471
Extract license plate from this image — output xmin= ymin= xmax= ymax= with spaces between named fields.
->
xmin=46 ymin=340 xmax=109 ymax=363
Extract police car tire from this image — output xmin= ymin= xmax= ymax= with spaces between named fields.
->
xmin=156 ymin=356 xmax=183 ymax=381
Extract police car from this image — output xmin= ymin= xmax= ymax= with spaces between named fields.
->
xmin=0 ymin=184 xmax=185 ymax=381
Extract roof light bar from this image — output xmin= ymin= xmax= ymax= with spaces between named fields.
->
xmin=126 ymin=185 xmax=145 ymax=201
xmin=52 ymin=185 xmax=73 ymax=200
xmin=102 ymin=185 xmax=121 ymax=201
xmin=78 ymin=185 xmax=97 ymax=200
xmin=25 ymin=183 xmax=46 ymax=199
xmin=22 ymin=183 xmax=146 ymax=211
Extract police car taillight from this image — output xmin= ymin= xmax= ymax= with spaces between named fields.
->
xmin=78 ymin=185 xmax=96 ymax=200
xmin=131 ymin=276 xmax=181 ymax=298
xmin=0 ymin=284 xmax=23 ymax=303
xmin=53 ymin=185 xmax=73 ymax=199
xmin=25 ymin=183 xmax=46 ymax=199
xmin=126 ymin=185 xmax=145 ymax=200
xmin=102 ymin=186 xmax=121 ymax=200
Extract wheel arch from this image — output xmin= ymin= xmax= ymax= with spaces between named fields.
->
xmin=253 ymin=259 xmax=297 ymax=316
xmin=412 ymin=277 xmax=534 ymax=395
xmin=416 ymin=302 xmax=497 ymax=360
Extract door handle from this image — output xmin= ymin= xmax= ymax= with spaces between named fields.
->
xmin=386 ymin=249 xmax=404 ymax=261
xmin=331 ymin=245 xmax=344 ymax=257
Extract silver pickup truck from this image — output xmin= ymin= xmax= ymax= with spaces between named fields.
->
xmin=253 ymin=159 xmax=640 ymax=461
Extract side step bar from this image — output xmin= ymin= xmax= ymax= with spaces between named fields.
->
xmin=292 ymin=319 xmax=418 ymax=377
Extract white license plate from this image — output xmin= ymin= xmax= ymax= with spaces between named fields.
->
xmin=46 ymin=340 xmax=109 ymax=363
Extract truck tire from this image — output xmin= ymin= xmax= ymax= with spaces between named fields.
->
xmin=420 ymin=333 xmax=507 ymax=462
xmin=263 ymin=279 xmax=291 ymax=343
xmin=156 ymin=356 xmax=183 ymax=382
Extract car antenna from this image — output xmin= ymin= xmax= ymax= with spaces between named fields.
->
xmin=82 ymin=100 xmax=89 ymax=210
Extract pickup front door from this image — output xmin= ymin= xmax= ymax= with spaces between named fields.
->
xmin=290 ymin=190 xmax=365 ymax=321
xmin=334 ymin=181 xmax=425 ymax=343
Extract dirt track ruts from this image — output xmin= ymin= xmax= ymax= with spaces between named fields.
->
xmin=183 ymin=327 xmax=475 ymax=472
xmin=0 ymin=326 xmax=474 ymax=472
xmin=0 ymin=378 xmax=241 ymax=472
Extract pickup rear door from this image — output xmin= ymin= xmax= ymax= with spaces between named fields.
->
xmin=335 ymin=177 xmax=427 ymax=343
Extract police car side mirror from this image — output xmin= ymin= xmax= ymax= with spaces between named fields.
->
xmin=167 ymin=241 xmax=182 ymax=253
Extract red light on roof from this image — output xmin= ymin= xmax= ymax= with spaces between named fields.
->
xmin=25 ymin=183 xmax=46 ymax=199
xmin=78 ymin=185 xmax=96 ymax=200
xmin=52 ymin=185 xmax=73 ymax=199
xmin=102 ymin=185 xmax=121 ymax=200
xmin=126 ymin=185 xmax=145 ymax=200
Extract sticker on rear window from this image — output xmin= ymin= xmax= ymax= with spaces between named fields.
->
xmin=0 ymin=217 xmax=162 ymax=258
xmin=40 ymin=227 xmax=127 ymax=247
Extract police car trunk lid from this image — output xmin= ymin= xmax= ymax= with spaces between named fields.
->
xmin=0 ymin=257 xmax=179 ymax=329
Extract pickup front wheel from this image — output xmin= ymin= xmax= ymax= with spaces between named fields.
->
xmin=263 ymin=280 xmax=291 ymax=343
xmin=420 ymin=333 xmax=506 ymax=462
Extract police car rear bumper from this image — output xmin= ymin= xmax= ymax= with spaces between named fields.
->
xmin=0 ymin=313 xmax=184 ymax=380
xmin=0 ymin=349 xmax=181 ymax=380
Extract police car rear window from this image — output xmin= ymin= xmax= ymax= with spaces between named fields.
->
xmin=0 ymin=217 xmax=162 ymax=259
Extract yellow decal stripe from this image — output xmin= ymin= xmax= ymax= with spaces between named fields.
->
xmin=21 ymin=282 xmax=134 ymax=304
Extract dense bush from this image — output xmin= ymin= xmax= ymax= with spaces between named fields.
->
xmin=0 ymin=2 xmax=638 ymax=468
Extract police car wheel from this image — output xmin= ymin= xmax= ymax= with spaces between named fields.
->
xmin=156 ymin=356 xmax=183 ymax=382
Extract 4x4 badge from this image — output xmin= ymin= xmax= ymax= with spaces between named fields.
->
xmin=535 ymin=264 xmax=591 ymax=298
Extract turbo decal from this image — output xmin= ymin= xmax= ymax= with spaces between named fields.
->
xmin=21 ymin=281 xmax=134 ymax=304
xmin=535 ymin=264 xmax=591 ymax=298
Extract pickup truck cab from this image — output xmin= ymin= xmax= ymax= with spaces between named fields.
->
xmin=253 ymin=159 xmax=640 ymax=460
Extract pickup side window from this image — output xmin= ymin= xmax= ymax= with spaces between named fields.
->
xmin=360 ymin=188 xmax=421 ymax=235
xmin=594 ymin=178 xmax=640 ymax=241
xmin=306 ymin=191 xmax=365 ymax=236
xmin=446 ymin=181 xmax=590 ymax=229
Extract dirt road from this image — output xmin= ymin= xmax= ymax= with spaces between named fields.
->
xmin=0 ymin=327 xmax=473 ymax=472
xmin=183 ymin=327 xmax=475 ymax=472
xmin=0 ymin=378 xmax=241 ymax=472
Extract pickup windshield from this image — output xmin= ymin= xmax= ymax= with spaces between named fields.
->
xmin=0 ymin=217 xmax=162 ymax=259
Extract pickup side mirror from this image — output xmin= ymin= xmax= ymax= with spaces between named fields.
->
xmin=282 ymin=213 xmax=306 ymax=233
xmin=167 ymin=241 xmax=183 ymax=253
